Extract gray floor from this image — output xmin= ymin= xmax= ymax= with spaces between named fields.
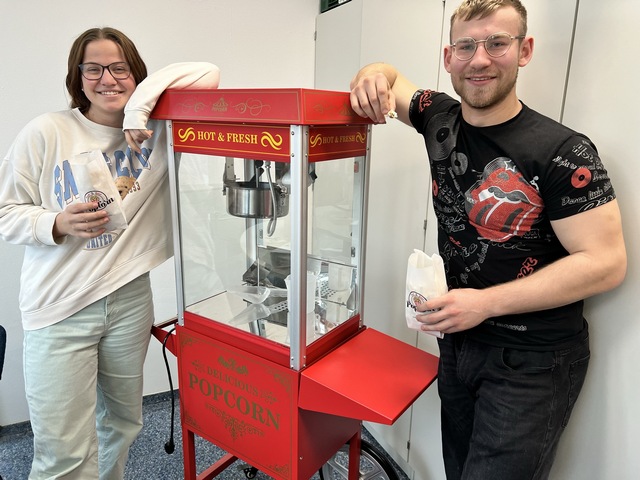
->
xmin=0 ymin=391 xmax=409 ymax=479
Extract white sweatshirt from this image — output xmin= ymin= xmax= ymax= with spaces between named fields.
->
xmin=0 ymin=62 xmax=220 ymax=330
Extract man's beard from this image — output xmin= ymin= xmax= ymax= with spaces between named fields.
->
xmin=452 ymin=69 xmax=519 ymax=110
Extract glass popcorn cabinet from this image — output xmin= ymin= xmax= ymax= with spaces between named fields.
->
xmin=166 ymin=89 xmax=370 ymax=368
xmin=150 ymin=88 xmax=438 ymax=480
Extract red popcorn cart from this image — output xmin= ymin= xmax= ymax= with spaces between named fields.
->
xmin=150 ymin=88 xmax=438 ymax=480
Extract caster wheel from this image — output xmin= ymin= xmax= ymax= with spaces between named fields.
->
xmin=242 ymin=465 xmax=258 ymax=479
xmin=236 ymin=463 xmax=258 ymax=479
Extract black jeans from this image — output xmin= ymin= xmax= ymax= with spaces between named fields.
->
xmin=437 ymin=333 xmax=590 ymax=480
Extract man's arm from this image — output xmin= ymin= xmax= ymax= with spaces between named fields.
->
xmin=349 ymin=63 xmax=420 ymax=125
xmin=417 ymin=200 xmax=627 ymax=334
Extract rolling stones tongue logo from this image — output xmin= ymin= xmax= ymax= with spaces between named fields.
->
xmin=465 ymin=157 xmax=543 ymax=242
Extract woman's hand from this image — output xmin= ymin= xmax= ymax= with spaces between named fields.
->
xmin=124 ymin=128 xmax=153 ymax=154
xmin=53 ymin=202 xmax=109 ymax=239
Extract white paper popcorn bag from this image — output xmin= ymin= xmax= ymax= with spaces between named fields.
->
xmin=405 ymin=249 xmax=448 ymax=338
xmin=69 ymin=150 xmax=128 ymax=232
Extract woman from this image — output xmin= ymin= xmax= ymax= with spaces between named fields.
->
xmin=0 ymin=27 xmax=219 ymax=479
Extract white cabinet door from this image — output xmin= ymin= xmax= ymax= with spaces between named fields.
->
xmin=550 ymin=1 xmax=640 ymax=479
xmin=315 ymin=0 xmax=445 ymax=475
xmin=315 ymin=0 xmax=363 ymax=91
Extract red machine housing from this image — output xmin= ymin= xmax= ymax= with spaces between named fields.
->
xmin=151 ymin=88 xmax=439 ymax=480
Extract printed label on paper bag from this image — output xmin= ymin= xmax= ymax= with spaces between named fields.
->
xmin=405 ymin=249 xmax=447 ymax=338
xmin=69 ymin=150 xmax=128 ymax=232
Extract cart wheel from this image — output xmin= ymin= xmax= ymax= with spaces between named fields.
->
xmin=319 ymin=439 xmax=399 ymax=480
xmin=242 ymin=466 xmax=258 ymax=479
xmin=236 ymin=464 xmax=259 ymax=479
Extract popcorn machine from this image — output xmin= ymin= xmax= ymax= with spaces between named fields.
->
xmin=150 ymin=88 xmax=438 ymax=480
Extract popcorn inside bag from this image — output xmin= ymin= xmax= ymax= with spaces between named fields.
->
xmin=405 ymin=249 xmax=448 ymax=338
xmin=69 ymin=150 xmax=128 ymax=232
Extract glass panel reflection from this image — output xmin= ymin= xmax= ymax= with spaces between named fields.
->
xmin=176 ymin=153 xmax=363 ymax=346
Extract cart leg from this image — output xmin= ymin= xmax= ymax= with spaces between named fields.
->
xmin=183 ymin=427 xmax=197 ymax=480
xmin=198 ymin=453 xmax=237 ymax=480
xmin=348 ymin=429 xmax=362 ymax=480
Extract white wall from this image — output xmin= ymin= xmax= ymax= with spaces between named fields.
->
xmin=315 ymin=1 xmax=640 ymax=479
xmin=2 ymin=2 xmax=639 ymax=479
xmin=0 ymin=0 xmax=318 ymax=426
xmin=550 ymin=1 xmax=639 ymax=478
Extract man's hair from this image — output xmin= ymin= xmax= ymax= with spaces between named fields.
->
xmin=451 ymin=0 xmax=528 ymax=39
xmin=65 ymin=27 xmax=148 ymax=113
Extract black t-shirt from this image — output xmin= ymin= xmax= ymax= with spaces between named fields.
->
xmin=409 ymin=90 xmax=616 ymax=349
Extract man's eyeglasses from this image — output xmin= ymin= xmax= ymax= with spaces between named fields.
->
xmin=78 ymin=62 xmax=131 ymax=81
xmin=451 ymin=33 xmax=525 ymax=61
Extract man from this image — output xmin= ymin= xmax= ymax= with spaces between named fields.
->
xmin=350 ymin=1 xmax=626 ymax=479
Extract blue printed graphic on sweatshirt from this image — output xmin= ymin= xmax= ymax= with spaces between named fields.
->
xmin=54 ymin=146 xmax=152 ymax=208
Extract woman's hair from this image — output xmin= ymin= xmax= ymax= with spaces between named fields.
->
xmin=451 ymin=0 xmax=528 ymax=39
xmin=65 ymin=27 xmax=148 ymax=112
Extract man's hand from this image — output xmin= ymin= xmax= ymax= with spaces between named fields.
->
xmin=350 ymin=63 xmax=416 ymax=125
xmin=416 ymin=288 xmax=490 ymax=335
xmin=350 ymin=68 xmax=396 ymax=124
xmin=53 ymin=202 xmax=109 ymax=240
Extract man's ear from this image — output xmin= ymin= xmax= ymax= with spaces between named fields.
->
xmin=519 ymin=36 xmax=534 ymax=67
xmin=444 ymin=45 xmax=453 ymax=73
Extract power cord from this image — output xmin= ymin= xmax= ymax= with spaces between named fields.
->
xmin=162 ymin=326 xmax=177 ymax=454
